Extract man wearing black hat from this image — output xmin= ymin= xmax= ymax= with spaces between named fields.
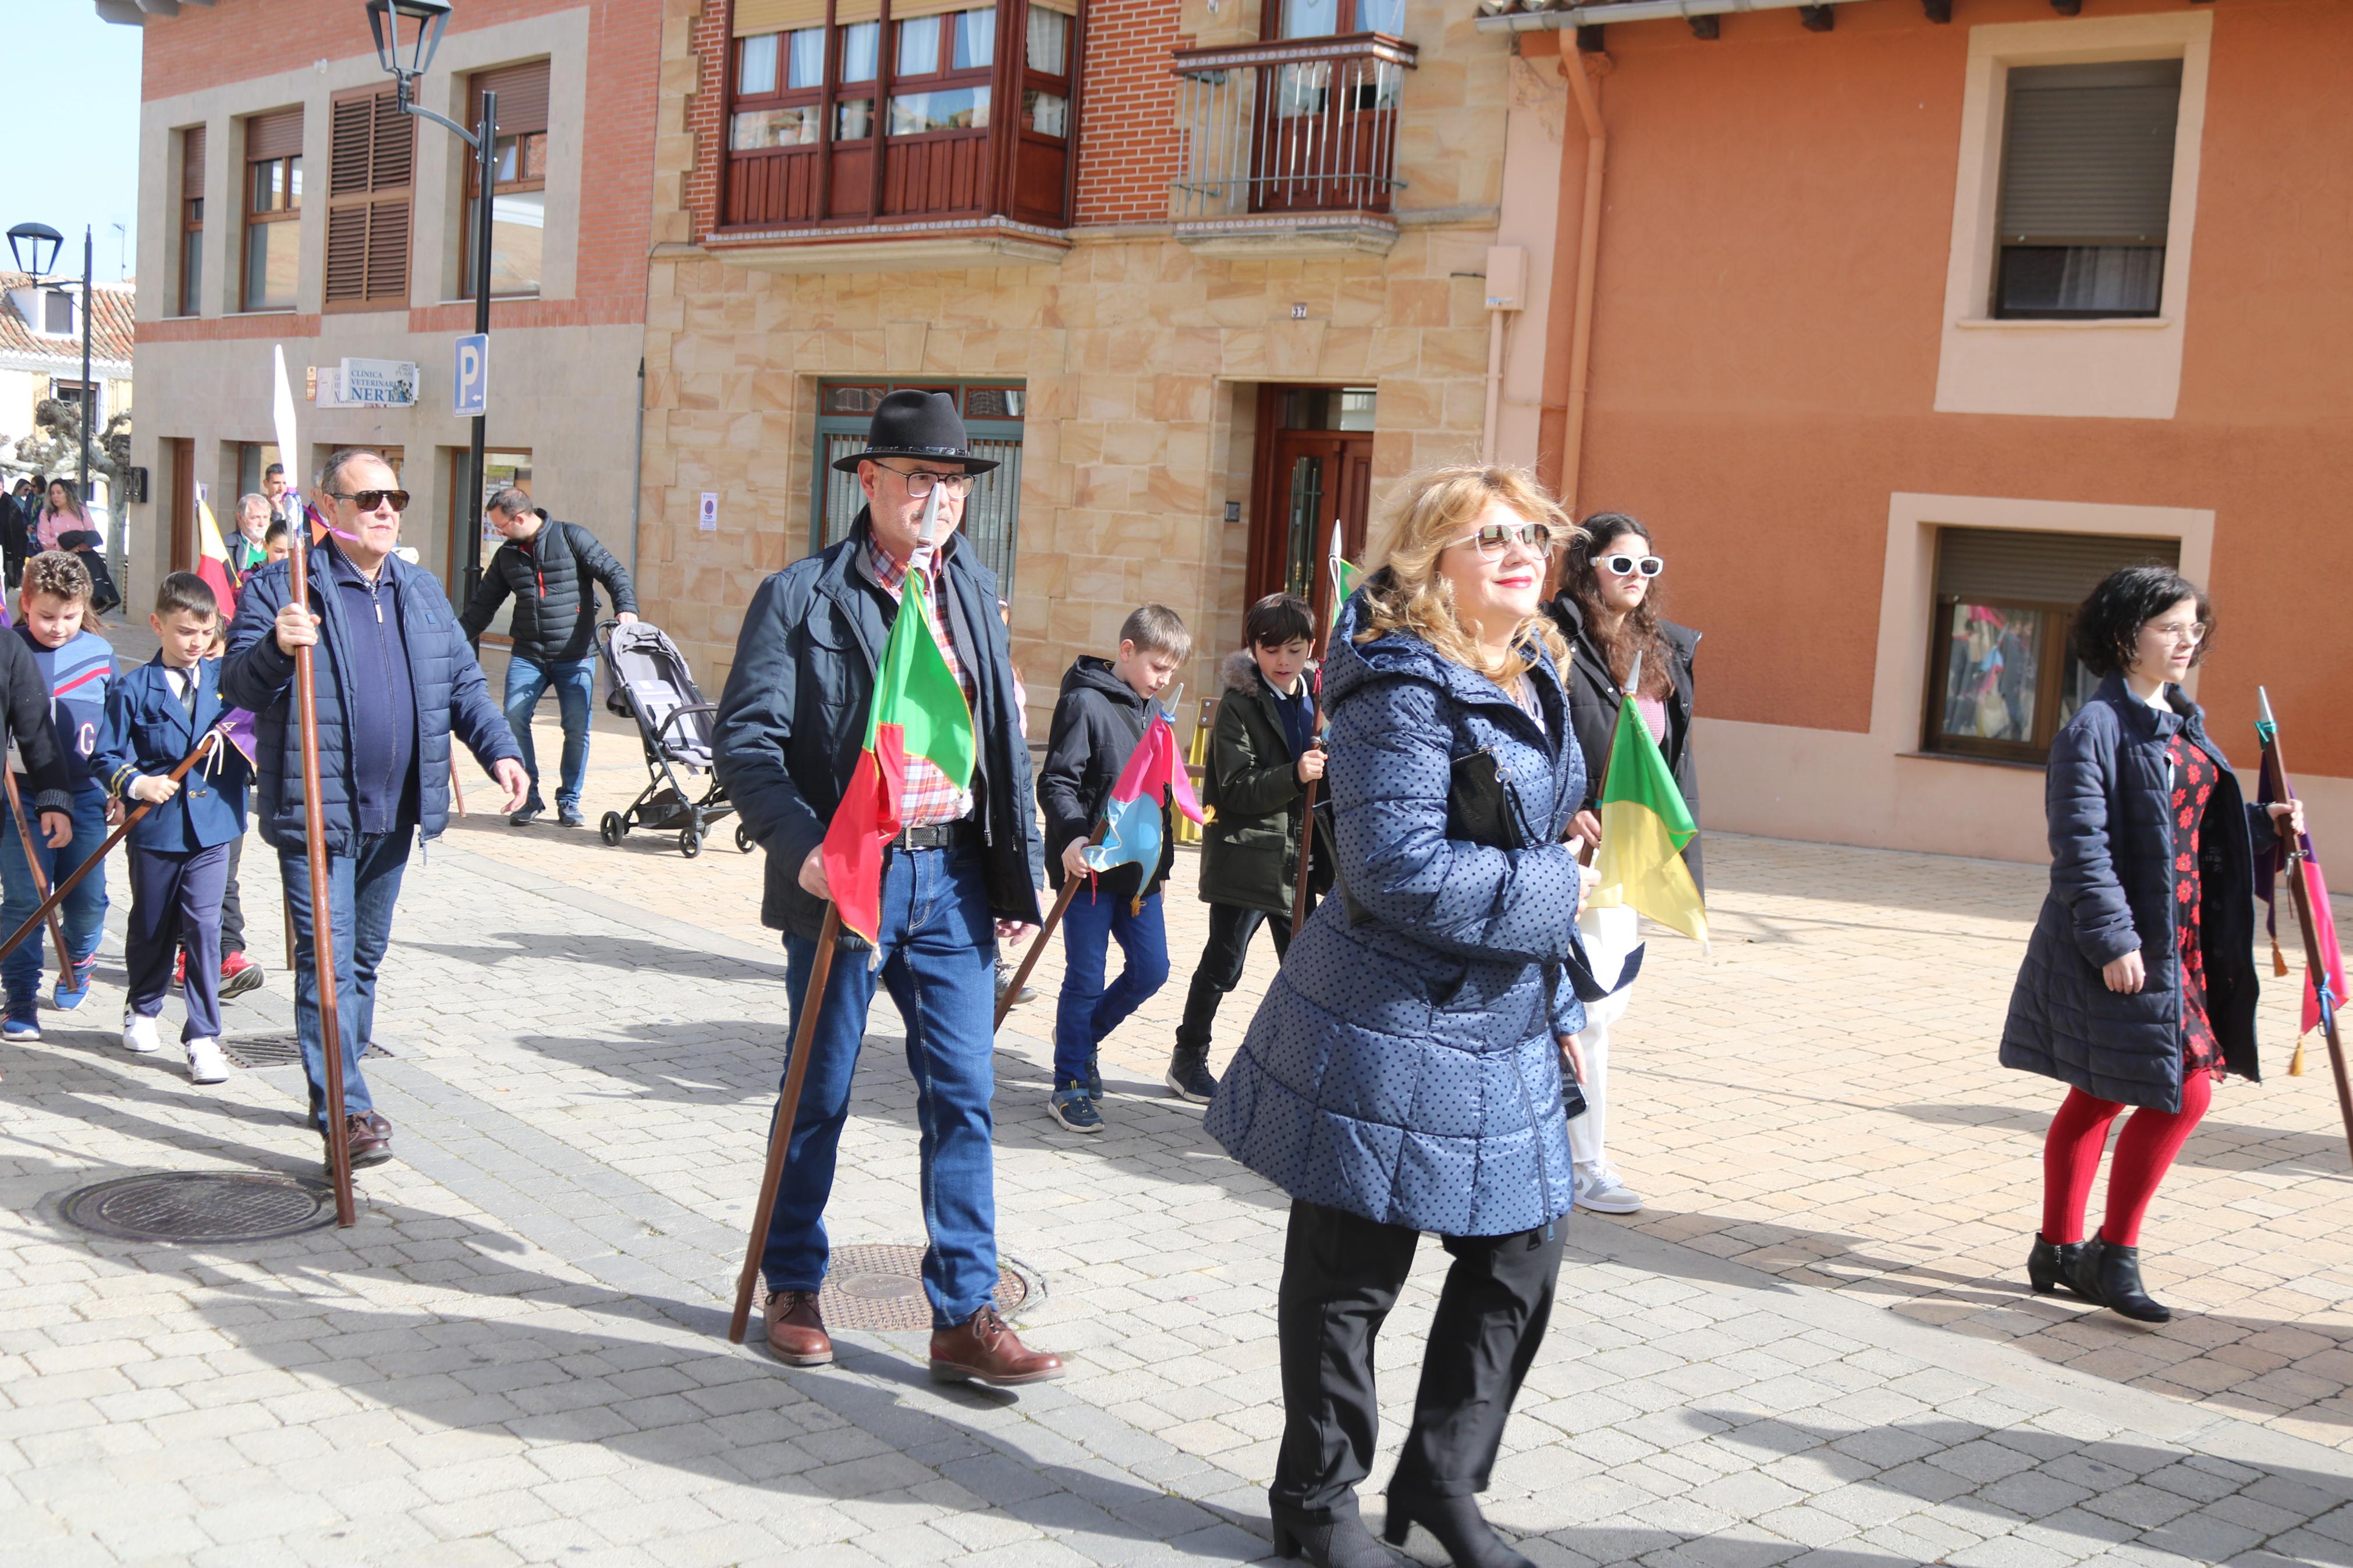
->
xmin=714 ymin=390 xmax=1058 ymax=1385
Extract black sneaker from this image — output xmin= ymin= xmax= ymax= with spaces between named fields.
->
xmin=1084 ymin=1052 xmax=1103 ymax=1102
xmin=557 ymin=807 xmax=587 ymax=829
xmin=510 ymin=803 xmax=545 ymax=827
xmin=1165 ymin=1049 xmax=1217 ymax=1104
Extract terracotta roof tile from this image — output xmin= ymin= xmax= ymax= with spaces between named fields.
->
xmin=0 ymin=272 xmax=136 ymax=368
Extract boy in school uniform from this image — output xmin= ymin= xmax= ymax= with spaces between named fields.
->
xmin=1036 ymin=604 xmax=1190 ymax=1135
xmin=93 ymin=573 xmax=251 ymax=1085
xmin=1168 ymin=592 xmax=1328 ymax=1103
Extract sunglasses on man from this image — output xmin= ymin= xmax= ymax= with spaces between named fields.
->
xmin=327 ymin=488 xmax=411 ymax=514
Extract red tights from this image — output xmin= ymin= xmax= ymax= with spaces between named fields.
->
xmin=2040 ymin=1074 xmax=2213 ymax=1248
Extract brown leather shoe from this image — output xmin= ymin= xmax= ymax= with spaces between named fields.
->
xmin=328 ymin=1114 xmax=392 ymax=1169
xmin=364 ymin=1112 xmax=392 ymax=1142
xmin=764 ymin=1289 xmax=833 ymax=1367
xmin=929 ymin=1304 xmax=1064 ymax=1386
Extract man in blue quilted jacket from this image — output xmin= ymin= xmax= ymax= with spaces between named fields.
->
xmin=225 ymin=450 xmax=528 ymax=1169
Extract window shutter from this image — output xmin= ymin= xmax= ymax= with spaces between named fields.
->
xmin=325 ymin=88 xmax=412 ymax=307
xmin=246 ymin=107 xmax=304 ymax=161
xmin=182 ymin=126 xmax=206 ymax=195
xmin=471 ymin=60 xmax=551 ymax=137
xmin=1936 ymin=528 xmax=2181 ymax=607
xmin=734 ymin=0 xmax=831 ymax=34
xmin=1997 ymin=61 xmax=2182 ymax=246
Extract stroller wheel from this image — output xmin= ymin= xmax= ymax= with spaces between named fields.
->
xmin=735 ymin=823 xmax=755 ymax=854
xmin=679 ymin=827 xmax=702 ymax=859
xmin=600 ymin=811 xmax=624 ymax=846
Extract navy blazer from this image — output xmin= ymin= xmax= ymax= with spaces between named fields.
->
xmin=92 ymin=657 xmax=251 ymax=854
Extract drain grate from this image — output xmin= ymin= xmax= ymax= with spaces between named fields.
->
xmin=220 ymin=1034 xmax=393 ymax=1069
xmin=58 ymin=1171 xmax=338 ymax=1243
xmin=818 ymin=1243 xmax=1031 ymax=1331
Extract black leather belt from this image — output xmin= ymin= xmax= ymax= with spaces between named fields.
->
xmin=892 ymin=819 xmax=978 ymax=851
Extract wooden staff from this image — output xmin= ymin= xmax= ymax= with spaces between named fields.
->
xmin=1 ymin=769 xmax=73 ymax=980
xmin=1290 ymin=515 xmax=1341 ymax=931
xmin=730 ymin=902 xmax=842 ymax=1344
xmin=2259 ymin=691 xmax=2352 ymax=1168
xmin=993 ymin=820 xmax=1108 ymax=1033
xmin=0 ymin=731 xmax=223 ymax=966
xmin=287 ymin=541 xmax=357 ymax=1228
xmin=448 ymin=754 xmax=468 ymax=817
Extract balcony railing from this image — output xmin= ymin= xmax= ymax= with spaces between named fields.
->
xmin=1169 ymin=34 xmax=1417 ymax=222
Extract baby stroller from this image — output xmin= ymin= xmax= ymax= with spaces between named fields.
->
xmin=592 ymin=618 xmax=747 ymax=859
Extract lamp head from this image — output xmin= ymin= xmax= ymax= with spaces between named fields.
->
xmin=366 ymin=0 xmax=453 ymax=79
xmin=6 ymin=222 xmax=63 ymax=281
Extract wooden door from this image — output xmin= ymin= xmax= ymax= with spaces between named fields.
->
xmin=167 ymin=437 xmax=196 ymax=573
xmin=1247 ymin=390 xmax=1372 ymax=631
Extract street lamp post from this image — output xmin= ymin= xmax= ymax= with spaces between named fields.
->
xmin=6 ymin=222 xmax=101 ymax=571
xmin=367 ymin=0 xmax=497 ymax=605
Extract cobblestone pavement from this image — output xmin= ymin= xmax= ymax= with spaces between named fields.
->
xmin=5 ymin=704 xmax=2353 ymax=1567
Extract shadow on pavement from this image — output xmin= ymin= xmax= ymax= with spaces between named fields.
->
xmin=1897 ymin=1101 xmax=2353 ymax=1179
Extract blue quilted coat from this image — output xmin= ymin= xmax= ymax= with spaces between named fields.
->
xmin=1205 ymin=588 xmax=1588 ymax=1238
xmin=2000 ymin=676 xmax=2262 ymax=1112
xmin=224 ymin=544 xmax=520 ymax=858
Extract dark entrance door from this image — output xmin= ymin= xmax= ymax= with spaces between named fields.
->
xmin=1247 ymin=385 xmax=1375 ymax=632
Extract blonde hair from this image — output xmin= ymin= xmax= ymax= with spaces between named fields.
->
xmin=1356 ymin=464 xmax=1577 ymax=688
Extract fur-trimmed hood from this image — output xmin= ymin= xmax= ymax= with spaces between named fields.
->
xmin=1220 ymin=649 xmax=1261 ymax=693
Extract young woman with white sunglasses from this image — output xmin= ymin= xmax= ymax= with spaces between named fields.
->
xmin=1545 ymin=513 xmax=1703 ymax=1215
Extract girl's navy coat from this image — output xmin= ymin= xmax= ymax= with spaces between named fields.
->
xmin=1205 ymin=588 xmax=1588 ymax=1238
xmin=92 ymin=657 xmax=251 ymax=852
xmin=2000 ymin=675 xmax=2264 ymax=1112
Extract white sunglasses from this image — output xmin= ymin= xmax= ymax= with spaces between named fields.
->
xmin=1595 ymin=553 xmax=1664 ymax=578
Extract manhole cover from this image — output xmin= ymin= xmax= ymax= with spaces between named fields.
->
xmin=819 ymin=1243 xmax=1030 ymax=1331
xmin=221 ymin=1034 xmax=393 ymax=1069
xmin=58 ymin=1171 xmax=338 ymax=1243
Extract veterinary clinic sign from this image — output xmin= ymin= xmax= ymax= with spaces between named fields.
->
xmin=317 ymin=357 xmax=420 ymax=408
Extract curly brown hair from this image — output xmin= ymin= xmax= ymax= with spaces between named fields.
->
xmin=1563 ymin=513 xmax=1677 ymax=701
xmin=21 ymin=549 xmax=94 ymax=609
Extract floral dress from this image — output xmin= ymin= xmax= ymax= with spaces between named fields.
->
xmin=2169 ymin=735 xmax=2224 ymax=1081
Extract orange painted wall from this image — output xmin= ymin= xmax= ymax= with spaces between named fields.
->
xmin=1538 ymin=0 xmax=2353 ymax=774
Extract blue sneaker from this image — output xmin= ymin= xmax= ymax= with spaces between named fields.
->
xmin=1049 ymin=1086 xmax=1103 ymax=1135
xmin=53 ymin=956 xmax=97 ymax=1011
xmin=2 ymin=1004 xmax=38 ymax=1043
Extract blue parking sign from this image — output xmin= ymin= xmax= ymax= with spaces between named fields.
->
xmin=454 ymin=333 xmax=489 ymax=417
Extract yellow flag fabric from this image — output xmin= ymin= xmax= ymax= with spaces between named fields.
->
xmin=1587 ymin=697 xmax=1707 ymax=945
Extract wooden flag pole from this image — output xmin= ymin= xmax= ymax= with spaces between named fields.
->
xmin=1289 ymin=518 xmax=1342 ymax=933
xmin=448 ymin=753 xmax=469 ymax=817
xmin=288 ymin=539 xmax=357 ymax=1228
xmin=995 ymin=820 xmax=1107 ymax=1032
xmin=1 ymin=769 xmax=74 ymax=980
xmin=2259 ymin=695 xmax=2353 ymax=1169
xmin=730 ymin=902 xmax=843 ymax=1344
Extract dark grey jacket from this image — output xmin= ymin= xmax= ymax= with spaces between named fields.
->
xmin=1038 ymin=656 xmax=1173 ymax=902
xmin=712 ymin=514 xmax=1044 ymax=942
xmin=1547 ymin=593 xmax=1702 ymax=894
xmin=460 ymin=518 xmax=638 ymax=664
xmin=2000 ymin=677 xmax=2263 ymax=1111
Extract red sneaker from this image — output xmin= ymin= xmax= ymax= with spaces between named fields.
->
xmin=219 ymin=951 xmax=265 ymax=1000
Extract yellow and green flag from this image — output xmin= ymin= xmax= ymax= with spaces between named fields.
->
xmin=1587 ymin=698 xmax=1707 ymax=945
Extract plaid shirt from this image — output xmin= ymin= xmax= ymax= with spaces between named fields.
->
xmin=863 ymin=536 xmax=975 ymax=829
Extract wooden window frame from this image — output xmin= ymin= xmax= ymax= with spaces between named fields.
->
xmin=1919 ymin=598 xmax=2084 ymax=765
xmin=177 ymin=127 xmax=205 ymax=318
xmin=324 ymin=87 xmax=416 ymax=314
xmin=462 ymin=63 xmax=551 ymax=299
xmin=242 ymin=151 xmax=303 ymax=312
xmin=1258 ymin=0 xmax=1406 ymax=42
xmin=1990 ymin=60 xmax=2182 ymax=322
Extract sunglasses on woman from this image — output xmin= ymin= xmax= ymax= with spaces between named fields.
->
xmin=327 ymin=488 xmax=411 ymax=514
xmin=1445 ymin=521 xmax=1558 ymax=560
xmin=1594 ymin=553 xmax=1663 ymax=578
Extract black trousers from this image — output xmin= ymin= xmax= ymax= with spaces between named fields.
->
xmin=219 ymin=834 xmax=246 ymax=955
xmin=1173 ymin=902 xmax=1291 ymax=1054
xmin=1273 ymin=1199 xmax=1565 ymax=1518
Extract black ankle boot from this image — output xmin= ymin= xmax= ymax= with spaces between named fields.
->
xmin=2068 ymin=1231 xmax=2171 ymax=1324
xmin=1269 ymin=1502 xmax=1399 ymax=1567
xmin=2027 ymin=1234 xmax=2091 ymax=1299
xmin=1383 ymin=1489 xmax=1533 ymax=1568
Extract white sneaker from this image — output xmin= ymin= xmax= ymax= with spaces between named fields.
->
xmin=1574 ymin=1164 xmax=1644 ymax=1215
xmin=185 ymin=1037 xmax=230 ymax=1085
xmin=122 ymin=1012 xmax=161 ymax=1054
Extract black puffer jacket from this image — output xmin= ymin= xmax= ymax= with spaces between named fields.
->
xmin=2000 ymin=678 xmax=2263 ymax=1112
xmin=460 ymin=519 xmax=638 ymax=664
xmin=1547 ymin=592 xmax=1703 ymax=894
xmin=1038 ymin=656 xmax=1173 ymax=902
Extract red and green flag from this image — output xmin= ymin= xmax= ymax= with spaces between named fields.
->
xmin=820 ymin=571 xmax=976 ymax=946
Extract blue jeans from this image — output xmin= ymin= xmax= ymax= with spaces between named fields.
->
xmin=503 ymin=655 xmax=597 ymax=812
xmin=1053 ymin=886 xmax=1169 ymax=1089
xmin=764 ymin=845 xmax=999 ymax=1329
xmin=1 ymin=784 xmax=110 ymax=1003
xmin=280 ymin=828 xmax=411 ymax=1130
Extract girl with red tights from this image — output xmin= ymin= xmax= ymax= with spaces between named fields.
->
xmin=1999 ymin=567 xmax=2302 ymax=1324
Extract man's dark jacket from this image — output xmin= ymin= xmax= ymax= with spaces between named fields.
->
xmin=225 ymin=542 xmax=522 ymax=856
xmin=1038 ymin=655 xmax=1174 ymax=904
xmin=1547 ymin=592 xmax=1704 ymax=894
xmin=460 ymin=519 xmax=638 ymax=664
xmin=0 ymin=631 xmax=74 ymax=815
xmin=712 ymin=513 xmax=1044 ymax=942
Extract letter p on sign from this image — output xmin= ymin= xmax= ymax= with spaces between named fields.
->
xmin=454 ymin=333 xmax=489 ymax=417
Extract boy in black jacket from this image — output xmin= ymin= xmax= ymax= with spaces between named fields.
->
xmin=1037 ymin=604 xmax=1189 ymax=1134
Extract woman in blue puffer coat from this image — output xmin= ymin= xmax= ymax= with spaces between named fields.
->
xmin=2002 ymin=566 xmax=2301 ymax=1327
xmin=1208 ymin=464 xmax=1595 ymax=1568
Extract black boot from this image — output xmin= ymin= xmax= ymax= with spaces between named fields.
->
xmin=1165 ymin=1043 xmax=1218 ymax=1104
xmin=1383 ymin=1489 xmax=1534 ymax=1568
xmin=2068 ymin=1231 xmax=2171 ymax=1324
xmin=1269 ymin=1501 xmax=1400 ymax=1567
xmin=2027 ymin=1234 xmax=2091 ymax=1299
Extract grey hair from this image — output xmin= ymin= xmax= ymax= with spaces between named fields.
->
xmin=236 ymin=492 xmax=271 ymax=520
xmin=318 ymin=447 xmax=394 ymax=496
xmin=487 ymin=486 xmax=533 ymax=518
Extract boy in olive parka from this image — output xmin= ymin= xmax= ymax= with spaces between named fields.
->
xmin=1169 ymin=592 xmax=1330 ymax=1101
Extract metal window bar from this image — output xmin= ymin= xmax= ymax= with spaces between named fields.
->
xmin=1169 ymin=40 xmax=1409 ymax=219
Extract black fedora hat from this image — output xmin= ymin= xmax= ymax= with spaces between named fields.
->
xmin=830 ymin=389 xmax=1000 ymax=475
